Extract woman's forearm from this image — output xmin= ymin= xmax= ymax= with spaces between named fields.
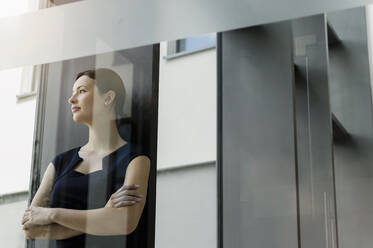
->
xmin=30 ymin=156 xmax=150 ymax=237
xmin=45 ymin=224 xmax=83 ymax=240
xmin=50 ymin=207 xmax=137 ymax=236
xmin=25 ymin=224 xmax=82 ymax=240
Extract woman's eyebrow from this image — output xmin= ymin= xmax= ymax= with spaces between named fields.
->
xmin=73 ymin=85 xmax=87 ymax=92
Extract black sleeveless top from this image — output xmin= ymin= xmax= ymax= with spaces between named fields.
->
xmin=50 ymin=143 xmax=149 ymax=248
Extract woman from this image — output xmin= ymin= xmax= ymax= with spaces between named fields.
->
xmin=21 ymin=68 xmax=151 ymax=248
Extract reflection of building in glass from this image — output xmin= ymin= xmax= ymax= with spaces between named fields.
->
xmin=156 ymin=37 xmax=217 ymax=247
xmin=1 ymin=1 xmax=373 ymax=248
xmin=0 ymin=20 xmax=217 ymax=247
xmin=166 ymin=34 xmax=216 ymax=59
xmin=0 ymin=1 xmax=38 ymax=247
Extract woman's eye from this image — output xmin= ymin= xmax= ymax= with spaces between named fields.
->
xmin=79 ymin=89 xmax=86 ymax=93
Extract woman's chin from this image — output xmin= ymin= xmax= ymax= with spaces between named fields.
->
xmin=72 ymin=115 xmax=91 ymax=125
xmin=72 ymin=115 xmax=84 ymax=124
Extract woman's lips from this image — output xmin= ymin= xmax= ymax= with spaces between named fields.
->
xmin=71 ymin=107 xmax=81 ymax=113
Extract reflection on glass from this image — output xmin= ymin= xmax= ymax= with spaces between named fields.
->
xmin=177 ymin=33 xmax=216 ymax=53
xmin=2 ymin=3 xmax=373 ymax=248
xmin=0 ymin=0 xmax=38 ymax=18
xmin=16 ymin=45 xmax=158 ymax=248
xmin=219 ymin=6 xmax=373 ymax=248
xmin=22 ymin=68 xmax=150 ymax=247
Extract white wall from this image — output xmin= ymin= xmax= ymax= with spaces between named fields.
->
xmin=0 ymin=0 xmax=35 ymax=18
xmin=0 ymin=2 xmax=39 ymax=247
xmin=155 ymin=42 xmax=217 ymax=248
xmin=0 ymin=68 xmax=36 ymax=195
xmin=0 ymin=200 xmax=28 ymax=248
xmin=0 ymin=0 xmax=38 ymax=196
xmin=157 ymin=42 xmax=217 ymax=168
xmin=155 ymin=164 xmax=217 ymax=248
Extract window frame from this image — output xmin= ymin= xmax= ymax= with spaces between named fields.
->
xmin=164 ymin=34 xmax=217 ymax=60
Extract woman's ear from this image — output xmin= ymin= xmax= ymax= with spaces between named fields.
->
xmin=104 ymin=90 xmax=116 ymax=106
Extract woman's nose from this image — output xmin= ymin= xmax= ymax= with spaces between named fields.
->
xmin=68 ymin=94 xmax=77 ymax=104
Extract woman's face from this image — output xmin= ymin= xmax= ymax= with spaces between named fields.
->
xmin=68 ymin=75 xmax=106 ymax=125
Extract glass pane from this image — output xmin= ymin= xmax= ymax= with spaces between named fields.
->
xmin=18 ymin=46 xmax=157 ymax=248
xmin=0 ymin=0 xmax=365 ymax=70
xmin=178 ymin=33 xmax=216 ymax=52
xmin=156 ymin=36 xmax=217 ymax=247
xmin=218 ymin=5 xmax=373 ymax=248
xmin=1 ymin=2 xmax=373 ymax=248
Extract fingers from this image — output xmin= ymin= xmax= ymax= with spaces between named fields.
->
xmin=22 ymin=208 xmax=36 ymax=229
xmin=113 ymin=184 xmax=139 ymax=195
xmin=113 ymin=195 xmax=141 ymax=203
xmin=113 ymin=201 xmax=137 ymax=208
xmin=22 ymin=218 xmax=28 ymax=225
xmin=22 ymin=209 xmax=32 ymax=224
xmin=22 ymin=217 xmax=32 ymax=228
xmin=114 ymin=189 xmax=143 ymax=198
xmin=110 ymin=184 xmax=143 ymax=208
xmin=112 ymin=194 xmax=143 ymax=207
xmin=113 ymin=195 xmax=142 ymax=207
xmin=22 ymin=214 xmax=30 ymax=225
xmin=113 ymin=200 xmax=137 ymax=208
xmin=23 ymin=221 xmax=32 ymax=229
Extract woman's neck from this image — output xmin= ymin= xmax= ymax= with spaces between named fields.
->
xmin=85 ymin=119 xmax=126 ymax=154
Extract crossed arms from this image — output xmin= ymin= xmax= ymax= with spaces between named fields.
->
xmin=22 ymin=155 xmax=150 ymax=239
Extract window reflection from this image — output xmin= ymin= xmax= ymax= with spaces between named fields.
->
xmin=21 ymin=46 xmax=157 ymax=248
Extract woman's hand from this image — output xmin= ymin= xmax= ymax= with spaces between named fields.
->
xmin=23 ymin=224 xmax=48 ymax=239
xmin=106 ymin=184 xmax=143 ymax=208
xmin=22 ymin=206 xmax=54 ymax=228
